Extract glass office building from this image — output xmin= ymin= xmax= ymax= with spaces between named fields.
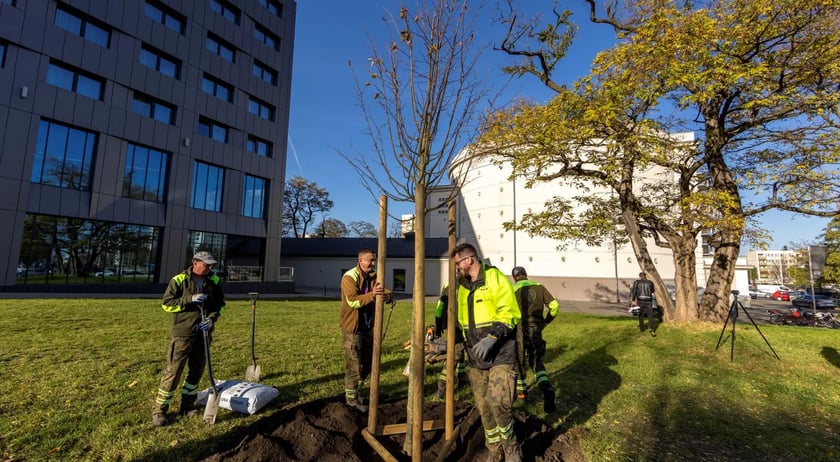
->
xmin=0 ymin=0 xmax=295 ymax=292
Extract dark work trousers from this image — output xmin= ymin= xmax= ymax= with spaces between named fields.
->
xmin=638 ymin=298 xmax=655 ymax=331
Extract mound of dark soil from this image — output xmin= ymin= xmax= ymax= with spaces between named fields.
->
xmin=201 ymin=396 xmax=582 ymax=461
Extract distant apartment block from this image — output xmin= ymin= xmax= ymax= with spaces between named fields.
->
xmin=0 ymin=0 xmax=296 ymax=291
xmin=746 ymin=250 xmax=799 ymax=285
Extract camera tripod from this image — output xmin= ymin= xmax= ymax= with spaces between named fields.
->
xmin=715 ymin=291 xmax=780 ymax=362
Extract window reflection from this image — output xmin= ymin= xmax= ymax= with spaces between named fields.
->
xmin=18 ymin=214 xmax=160 ymax=285
xmin=31 ymin=120 xmax=95 ymax=191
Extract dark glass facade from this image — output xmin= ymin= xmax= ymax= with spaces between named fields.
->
xmin=0 ymin=0 xmax=295 ymax=291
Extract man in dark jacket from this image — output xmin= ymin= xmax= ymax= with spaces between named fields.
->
xmin=152 ymin=251 xmax=225 ymax=427
xmin=630 ymin=272 xmax=657 ymax=336
xmin=340 ymin=248 xmax=391 ymax=412
xmin=512 ymin=266 xmax=559 ymax=413
xmin=452 ymin=243 xmax=522 ymax=462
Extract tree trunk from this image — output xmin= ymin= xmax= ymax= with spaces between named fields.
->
xmin=404 ymin=185 xmax=427 ymax=460
xmin=670 ymin=234 xmax=700 ymax=322
xmin=701 ymin=105 xmax=744 ymax=321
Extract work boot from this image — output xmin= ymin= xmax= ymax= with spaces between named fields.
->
xmin=502 ymin=441 xmax=523 ymax=462
xmin=346 ymin=398 xmax=368 ymax=413
xmin=541 ymin=384 xmax=556 ymax=413
xmin=179 ymin=396 xmax=199 ymax=417
xmin=151 ymin=412 xmax=169 ymax=427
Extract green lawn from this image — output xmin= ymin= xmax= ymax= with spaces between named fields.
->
xmin=0 ymin=297 xmax=838 ymax=461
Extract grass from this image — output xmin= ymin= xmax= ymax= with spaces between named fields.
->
xmin=0 ymin=297 xmax=839 ymax=461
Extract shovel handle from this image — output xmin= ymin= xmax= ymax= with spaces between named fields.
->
xmin=198 ymin=302 xmax=218 ymax=395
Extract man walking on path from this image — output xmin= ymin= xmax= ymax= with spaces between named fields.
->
xmin=511 ymin=266 xmax=559 ymax=413
xmin=340 ymin=248 xmax=391 ymax=412
xmin=152 ymin=251 xmax=225 ymax=427
xmin=452 ymin=243 xmax=523 ymax=462
xmin=630 ymin=272 xmax=657 ymax=336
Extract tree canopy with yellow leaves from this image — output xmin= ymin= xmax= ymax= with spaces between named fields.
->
xmin=480 ymin=0 xmax=840 ymax=321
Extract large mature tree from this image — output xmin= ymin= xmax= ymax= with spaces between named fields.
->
xmin=820 ymin=217 xmax=840 ymax=285
xmin=481 ymin=0 xmax=840 ymax=321
xmin=282 ymin=176 xmax=334 ymax=238
xmin=348 ymin=220 xmax=378 ymax=238
xmin=341 ymin=0 xmax=487 ymax=456
xmin=315 ymin=218 xmax=349 ymax=238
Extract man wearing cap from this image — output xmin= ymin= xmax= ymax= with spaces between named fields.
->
xmin=152 ymin=251 xmax=226 ymax=427
xmin=511 ymin=266 xmax=559 ymax=413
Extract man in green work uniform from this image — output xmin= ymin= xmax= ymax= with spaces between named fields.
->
xmin=512 ymin=266 xmax=559 ymax=413
xmin=431 ymin=284 xmax=467 ymax=400
xmin=152 ymin=251 xmax=225 ymax=427
xmin=452 ymin=243 xmax=522 ymax=462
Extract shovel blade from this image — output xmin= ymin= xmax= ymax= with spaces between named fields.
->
xmin=246 ymin=364 xmax=261 ymax=382
xmin=203 ymin=391 xmax=220 ymax=425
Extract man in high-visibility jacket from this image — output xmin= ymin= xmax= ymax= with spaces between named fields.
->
xmin=152 ymin=251 xmax=225 ymax=427
xmin=339 ymin=248 xmax=391 ymax=412
xmin=512 ymin=266 xmax=559 ymax=413
xmin=431 ymin=284 xmax=466 ymax=400
xmin=452 ymin=243 xmax=522 ymax=462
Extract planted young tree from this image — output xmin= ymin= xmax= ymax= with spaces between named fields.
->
xmin=282 ymin=176 xmax=334 ymax=238
xmin=482 ymin=0 xmax=840 ymax=321
xmin=341 ymin=0 xmax=487 ymax=456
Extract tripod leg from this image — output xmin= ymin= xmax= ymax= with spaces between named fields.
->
xmin=715 ymin=306 xmax=734 ymax=350
xmin=738 ymin=303 xmax=781 ymax=360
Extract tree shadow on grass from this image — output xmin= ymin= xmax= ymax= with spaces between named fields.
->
xmin=820 ymin=346 xmax=840 ymax=369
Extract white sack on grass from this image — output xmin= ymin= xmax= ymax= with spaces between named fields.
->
xmin=196 ymin=379 xmax=279 ymax=415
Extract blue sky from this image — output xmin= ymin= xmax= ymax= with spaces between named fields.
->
xmin=286 ymin=1 xmax=829 ymax=250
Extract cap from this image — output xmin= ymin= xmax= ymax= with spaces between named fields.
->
xmin=193 ymin=251 xmax=218 ymax=265
xmin=512 ymin=266 xmax=527 ymax=278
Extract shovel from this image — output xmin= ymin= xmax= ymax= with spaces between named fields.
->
xmin=245 ymin=292 xmax=261 ymax=382
xmin=199 ymin=302 xmax=221 ymax=424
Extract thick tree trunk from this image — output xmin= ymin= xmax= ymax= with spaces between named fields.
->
xmin=670 ymin=234 xmax=700 ymax=322
xmin=701 ymin=105 xmax=744 ymax=321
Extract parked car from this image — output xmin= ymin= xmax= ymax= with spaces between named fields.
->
xmin=791 ymin=294 xmax=837 ymax=310
xmin=94 ymin=269 xmax=115 ymax=277
xmin=772 ymin=290 xmax=791 ymax=301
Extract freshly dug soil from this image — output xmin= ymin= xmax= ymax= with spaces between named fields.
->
xmin=201 ymin=396 xmax=582 ymax=461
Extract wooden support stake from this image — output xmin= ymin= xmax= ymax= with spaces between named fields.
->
xmin=361 ymin=428 xmax=399 ymax=462
xmin=367 ymin=195 xmax=388 ymax=433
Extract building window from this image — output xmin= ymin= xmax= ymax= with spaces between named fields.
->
xmin=242 ymin=175 xmax=266 ymax=218
xmin=123 ymin=143 xmax=167 ymax=203
xmin=54 ymin=6 xmax=110 ymax=48
xmin=191 ymin=161 xmax=224 ymax=212
xmin=31 ymin=120 xmax=96 ymax=191
xmin=139 ymin=45 xmax=180 ymax=78
xmin=46 ymin=61 xmax=104 ymax=100
xmin=206 ymin=33 xmax=235 ymax=62
xmin=252 ymin=60 xmax=277 ymax=85
xmin=253 ymin=23 xmax=280 ymax=51
xmin=258 ymin=0 xmax=282 ymax=18
xmin=144 ymin=1 xmax=185 ymax=34
xmin=0 ymin=43 xmax=5 ymax=67
xmin=210 ymin=0 xmax=239 ymax=24
xmin=198 ymin=117 xmax=229 ymax=143
xmin=248 ymin=96 xmax=274 ymax=121
xmin=131 ymin=92 xmax=175 ymax=124
xmin=187 ymin=230 xmax=226 ymax=272
xmin=393 ymin=268 xmax=406 ymax=292
xmin=246 ymin=135 xmax=272 ymax=157
xmin=1 ymin=0 xmax=15 ymax=6
xmin=19 ymin=214 xmax=160 ymax=284
xmin=201 ymin=74 xmax=233 ymax=102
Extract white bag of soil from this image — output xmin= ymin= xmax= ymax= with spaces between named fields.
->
xmin=196 ymin=379 xmax=279 ymax=415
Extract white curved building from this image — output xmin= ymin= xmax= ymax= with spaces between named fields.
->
xmin=426 ymin=141 xmax=706 ymax=302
